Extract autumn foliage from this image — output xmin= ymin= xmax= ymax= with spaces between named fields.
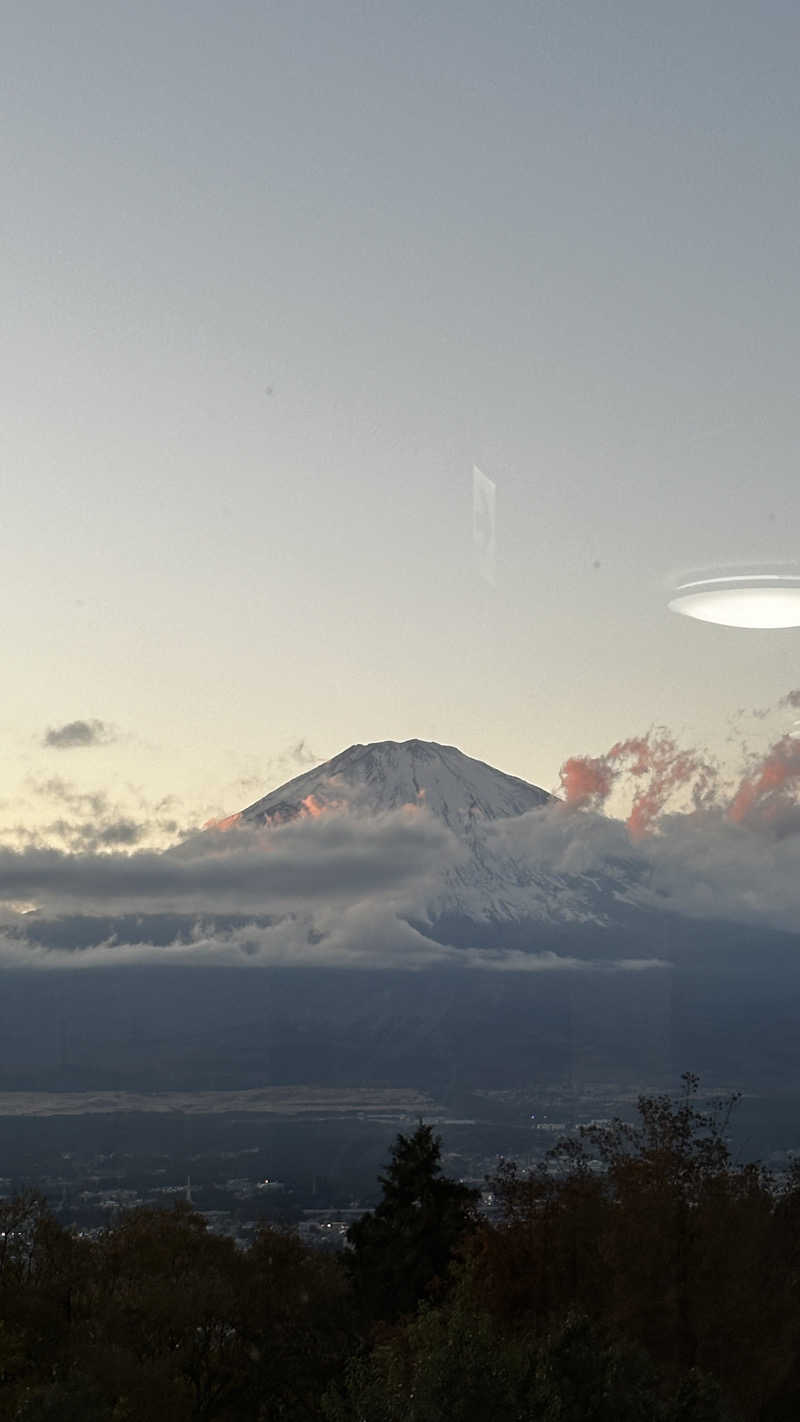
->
xmin=3 ymin=1081 xmax=800 ymax=1418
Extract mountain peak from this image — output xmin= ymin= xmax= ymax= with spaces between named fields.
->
xmin=237 ymin=738 xmax=553 ymax=834
xmin=175 ymin=739 xmax=634 ymax=931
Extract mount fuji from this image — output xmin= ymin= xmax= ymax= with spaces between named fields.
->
xmin=9 ymin=740 xmax=800 ymax=1094
xmin=235 ymin=738 xmax=553 ymax=828
xmin=198 ymin=738 xmax=648 ymax=944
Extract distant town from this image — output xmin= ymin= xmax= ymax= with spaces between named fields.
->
xmin=2 ymin=1080 xmax=795 ymax=1250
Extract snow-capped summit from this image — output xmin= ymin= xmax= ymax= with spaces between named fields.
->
xmin=237 ymin=739 xmax=554 ymax=833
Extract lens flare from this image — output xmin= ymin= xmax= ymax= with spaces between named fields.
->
xmin=668 ymin=569 xmax=800 ymax=629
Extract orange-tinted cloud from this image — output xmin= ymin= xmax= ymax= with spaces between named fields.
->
xmin=558 ymin=755 xmax=616 ymax=810
xmin=559 ymin=730 xmax=718 ymax=838
xmin=728 ymin=733 xmax=800 ymax=826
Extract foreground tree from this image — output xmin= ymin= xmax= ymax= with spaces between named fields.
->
xmin=475 ymin=1074 xmax=800 ymax=1419
xmin=238 ymin=1222 xmax=359 ymax=1420
xmin=79 ymin=1202 xmax=248 ymax=1419
xmin=342 ymin=1121 xmax=481 ymax=1327
xmin=0 ymin=1190 xmax=95 ymax=1416
xmin=321 ymin=1285 xmax=729 ymax=1422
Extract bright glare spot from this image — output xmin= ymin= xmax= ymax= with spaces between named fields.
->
xmin=669 ymin=579 xmax=800 ymax=629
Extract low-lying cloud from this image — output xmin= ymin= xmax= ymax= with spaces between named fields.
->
xmin=0 ymin=908 xmax=663 ymax=975
xmin=0 ymin=796 xmax=666 ymax=973
xmin=0 ymin=806 xmax=461 ymax=916
xmin=5 ymin=696 xmax=800 ymax=970
xmin=485 ymin=801 xmax=800 ymax=934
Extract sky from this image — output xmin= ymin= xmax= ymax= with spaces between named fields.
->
xmin=4 ymin=0 xmax=800 ymax=849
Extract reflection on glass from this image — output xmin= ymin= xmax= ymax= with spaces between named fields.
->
xmin=472 ymin=465 xmax=496 ymax=587
xmin=668 ymin=569 xmax=800 ymax=629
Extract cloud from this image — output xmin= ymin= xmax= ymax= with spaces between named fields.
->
xmin=728 ymin=734 xmax=800 ymax=826
xmin=6 ymin=697 xmax=800 ymax=972
xmin=0 ymin=805 xmax=462 ymax=916
xmin=4 ymin=786 xmax=800 ymax=944
xmin=485 ymin=692 xmax=800 ymax=935
xmin=0 ymin=793 xmax=668 ymax=973
xmin=285 ymin=737 xmax=316 ymax=767
xmin=12 ymin=818 xmax=145 ymax=854
xmin=634 ymin=809 xmax=800 ymax=931
xmin=0 ymin=907 xmax=664 ymax=974
xmin=556 ymin=693 xmax=800 ymax=844
xmin=217 ymin=739 xmax=319 ymax=809
xmin=733 ymin=687 xmax=800 ymax=727
xmin=188 ymin=738 xmax=321 ymax=832
xmin=485 ymin=801 xmax=636 ymax=878
xmin=18 ymin=738 xmax=319 ymax=856
xmin=28 ymin=777 xmax=110 ymax=817
xmin=558 ymin=728 xmax=718 ymax=838
xmin=19 ymin=778 xmax=184 ymax=854
xmin=42 ymin=720 xmax=117 ymax=750
xmin=488 ymin=790 xmax=800 ymax=936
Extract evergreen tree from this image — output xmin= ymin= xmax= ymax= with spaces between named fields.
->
xmin=343 ymin=1120 xmax=480 ymax=1327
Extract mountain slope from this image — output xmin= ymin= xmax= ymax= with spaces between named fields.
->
xmin=237 ymin=739 xmax=553 ymax=830
xmin=205 ymin=739 xmax=639 ymax=931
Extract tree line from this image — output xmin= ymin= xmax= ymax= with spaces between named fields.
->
xmin=2 ymin=1074 xmax=799 ymax=1419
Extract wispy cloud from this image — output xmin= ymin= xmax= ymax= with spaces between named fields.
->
xmin=16 ymin=738 xmax=320 ymax=855
xmin=20 ymin=777 xmax=183 ymax=853
xmin=28 ymin=777 xmax=110 ymax=817
xmin=556 ymin=690 xmax=800 ymax=839
xmin=214 ymin=738 xmax=320 ymax=812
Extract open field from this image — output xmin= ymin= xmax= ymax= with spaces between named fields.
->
xmin=0 ymin=1086 xmax=440 ymax=1118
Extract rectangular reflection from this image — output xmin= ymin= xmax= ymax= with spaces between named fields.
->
xmin=472 ymin=465 xmax=496 ymax=586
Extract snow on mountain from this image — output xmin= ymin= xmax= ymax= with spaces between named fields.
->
xmin=206 ymin=739 xmax=633 ymax=930
xmin=237 ymin=738 xmax=552 ymax=831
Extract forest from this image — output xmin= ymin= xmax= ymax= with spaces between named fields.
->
xmin=1 ymin=1075 xmax=797 ymax=1420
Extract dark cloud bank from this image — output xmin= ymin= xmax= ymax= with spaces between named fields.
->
xmin=0 ymin=792 xmax=799 ymax=973
xmin=1 ymin=795 xmax=799 ymax=1093
xmin=5 ymin=714 xmax=800 ymax=1093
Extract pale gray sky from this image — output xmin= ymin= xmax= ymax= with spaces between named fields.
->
xmin=3 ymin=0 xmax=800 ymax=839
